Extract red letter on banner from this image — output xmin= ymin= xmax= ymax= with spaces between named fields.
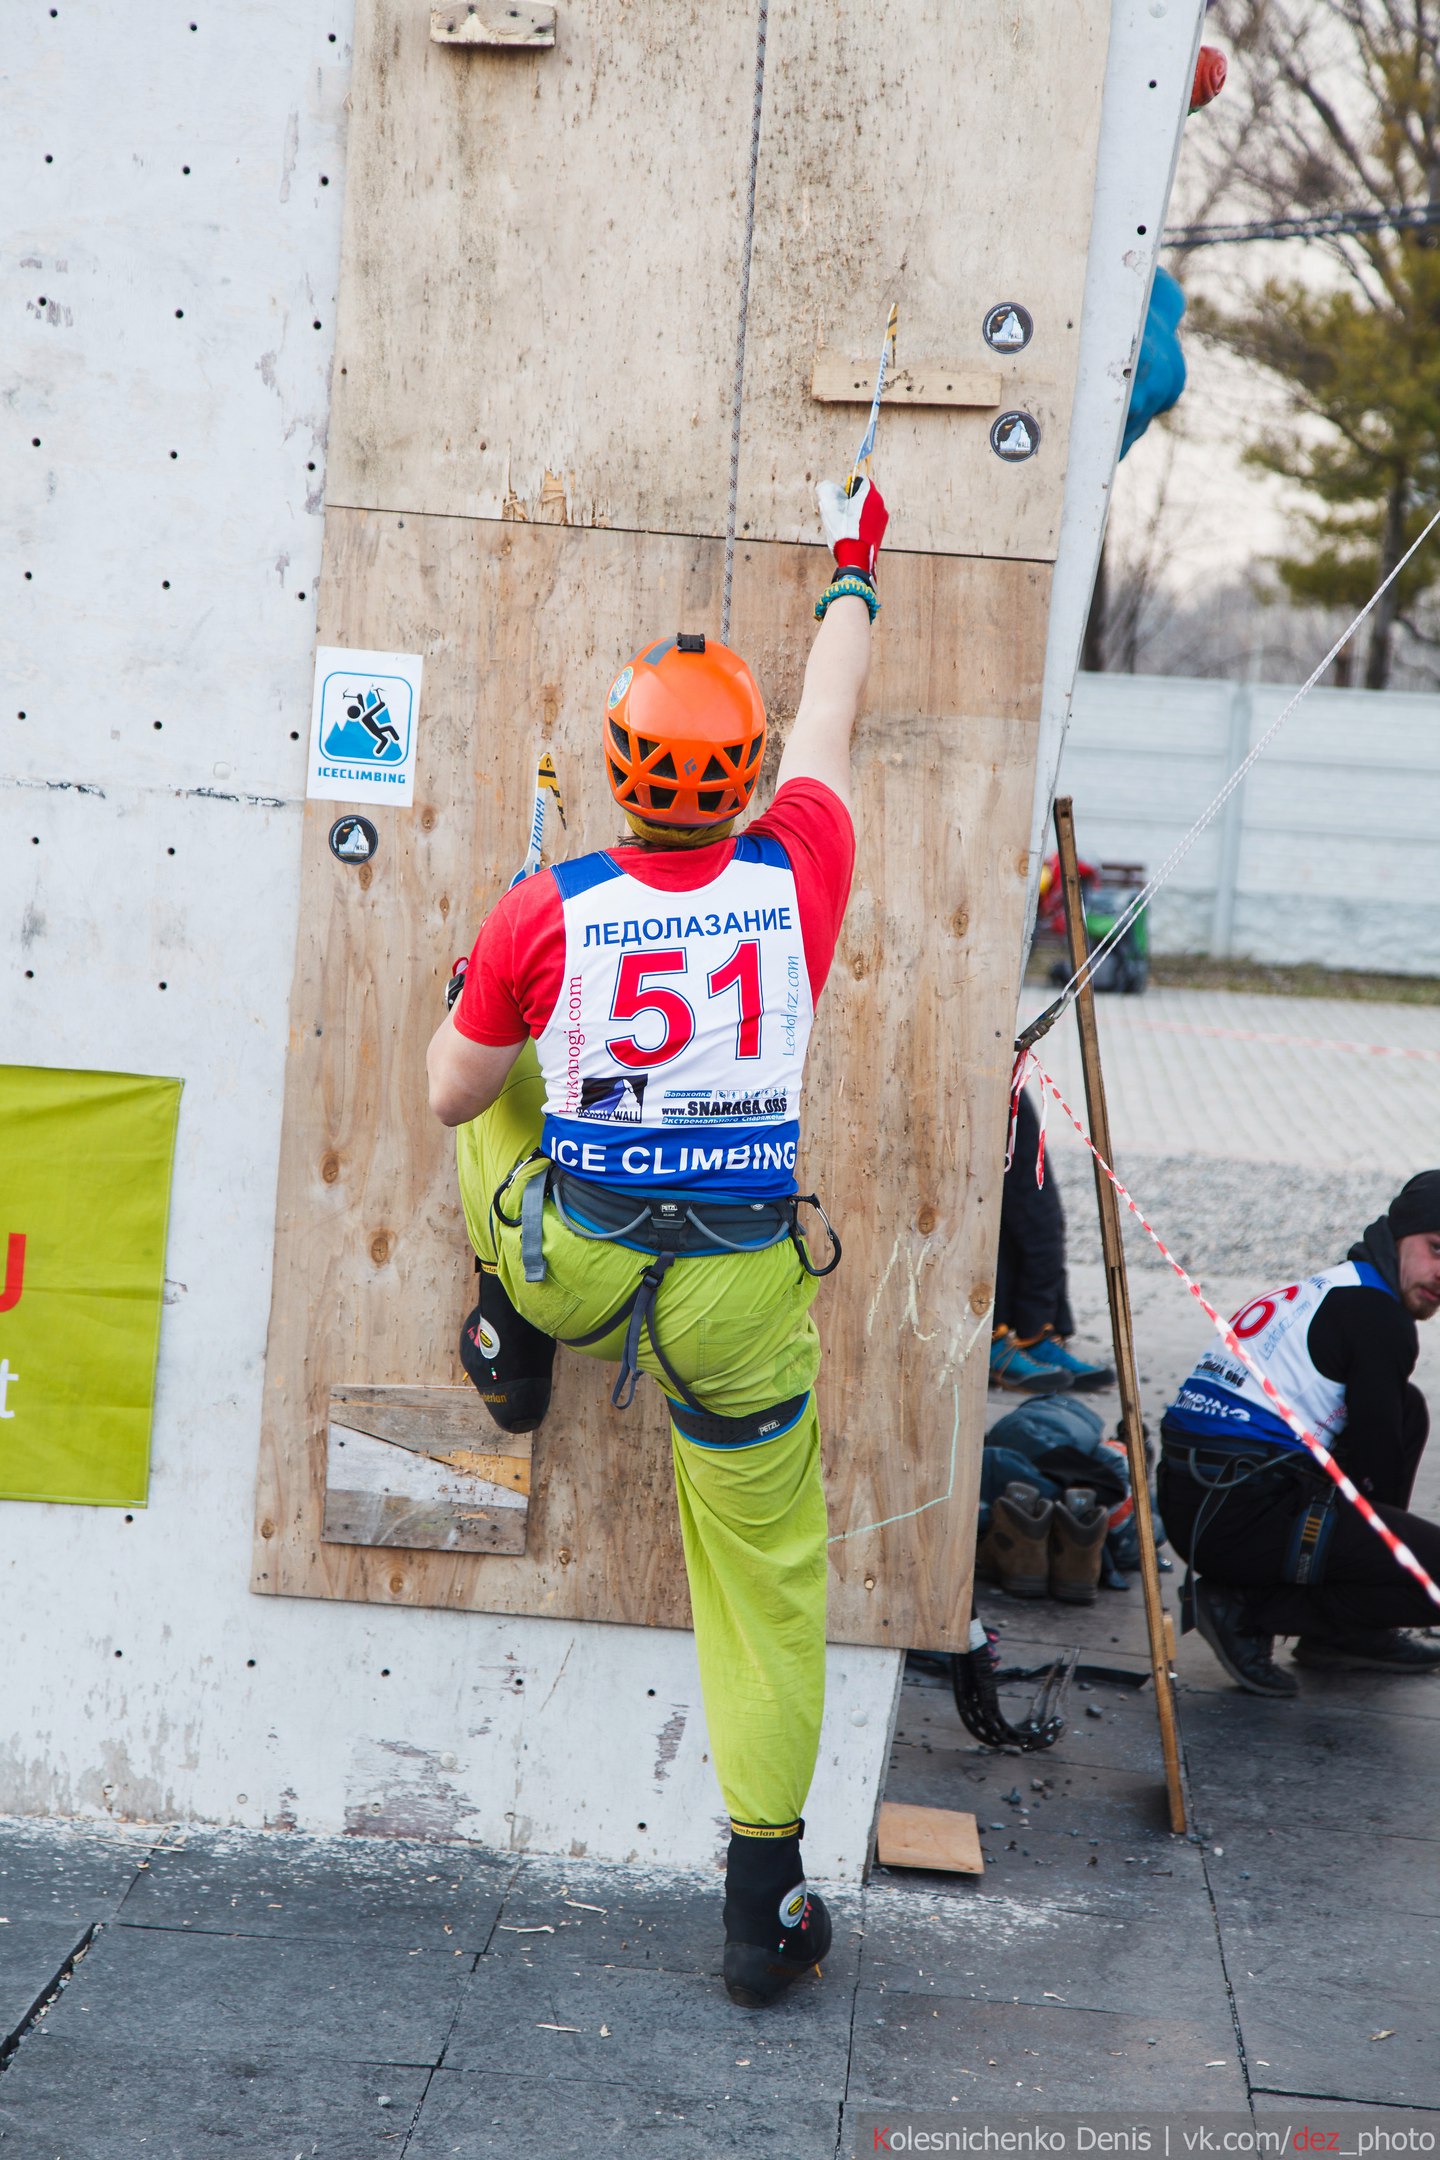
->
xmin=0 ymin=1234 xmax=24 ymax=1314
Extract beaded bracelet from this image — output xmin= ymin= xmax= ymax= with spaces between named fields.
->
xmin=814 ymin=573 xmax=880 ymax=623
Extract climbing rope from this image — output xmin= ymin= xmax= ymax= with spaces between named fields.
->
xmin=1017 ymin=501 xmax=1440 ymax=1056
xmin=721 ymin=0 xmax=770 ymax=647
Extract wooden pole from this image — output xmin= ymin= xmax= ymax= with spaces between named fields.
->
xmin=1051 ymin=796 xmax=1186 ymax=1835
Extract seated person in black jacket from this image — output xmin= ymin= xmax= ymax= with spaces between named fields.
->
xmin=1159 ymin=1170 xmax=1440 ymax=1697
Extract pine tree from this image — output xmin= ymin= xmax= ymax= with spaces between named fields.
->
xmin=1186 ymin=0 xmax=1440 ymax=688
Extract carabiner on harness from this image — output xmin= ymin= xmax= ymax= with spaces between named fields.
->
xmin=790 ymin=1192 xmax=841 ymax=1277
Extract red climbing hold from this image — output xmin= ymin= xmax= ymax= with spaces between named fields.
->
xmin=1189 ymin=45 xmax=1227 ymax=114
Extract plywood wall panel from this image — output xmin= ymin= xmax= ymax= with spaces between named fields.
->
xmin=735 ymin=0 xmax=1110 ymax=560
xmin=254 ymin=512 xmax=1044 ymax=1649
xmin=326 ymin=0 xmax=1107 ymax=559
xmin=326 ymin=0 xmax=759 ymax=531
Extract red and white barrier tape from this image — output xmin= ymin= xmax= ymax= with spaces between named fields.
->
xmin=1010 ymin=1049 xmax=1440 ymax=1615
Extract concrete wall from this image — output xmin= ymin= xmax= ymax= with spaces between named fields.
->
xmin=1058 ymin=672 xmax=1440 ymax=976
xmin=0 ymin=0 xmax=902 ymax=1878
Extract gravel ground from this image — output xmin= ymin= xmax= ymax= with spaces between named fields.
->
xmin=1056 ymin=1151 xmax=1408 ymax=1281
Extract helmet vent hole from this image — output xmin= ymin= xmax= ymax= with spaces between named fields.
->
xmin=648 ymin=785 xmax=676 ymax=811
xmin=701 ymin=755 xmax=727 ymax=782
xmin=637 ymin=736 xmax=659 ymax=761
xmin=651 ymin=751 xmax=677 ymax=780
xmin=608 ymin=760 xmax=628 ymax=791
xmin=724 ymin=744 xmax=745 ymax=765
xmin=697 ymin=789 xmax=726 ymax=815
xmin=747 ymin=737 xmax=762 ymax=762
xmin=608 ymin=720 xmax=631 ymax=758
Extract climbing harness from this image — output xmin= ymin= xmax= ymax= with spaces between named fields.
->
xmin=1158 ymin=1440 xmax=1318 ymax=1634
xmin=489 ymin=1153 xmax=840 ymax=1438
xmin=1017 ymin=501 xmax=1440 ymax=1058
xmin=509 ymin=750 xmax=567 ymax=889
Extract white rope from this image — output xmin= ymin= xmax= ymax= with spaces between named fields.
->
xmin=721 ymin=0 xmax=769 ymax=646
xmin=1021 ymin=501 xmax=1440 ymax=1050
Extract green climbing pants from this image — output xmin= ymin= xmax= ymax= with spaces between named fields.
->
xmin=456 ymin=1042 xmax=829 ymax=1831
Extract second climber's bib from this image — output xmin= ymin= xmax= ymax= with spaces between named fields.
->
xmin=533 ymin=836 xmax=816 ymax=1197
xmin=1164 ymin=1260 xmax=1397 ymax=1455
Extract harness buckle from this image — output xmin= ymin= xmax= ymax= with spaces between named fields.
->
xmin=645 ymin=1198 xmax=689 ymax=1255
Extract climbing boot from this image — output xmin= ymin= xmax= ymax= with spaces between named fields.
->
xmin=975 ymin=1481 xmax=1054 ymax=1599
xmin=1293 ymin=1627 xmax=1440 ymax=1675
xmin=989 ymin=1329 xmax=1074 ymax=1395
xmin=722 ymin=1823 xmax=832 ymax=2008
xmin=1049 ymin=1485 xmax=1108 ymax=1605
xmin=1193 ymin=1580 xmax=1297 ymax=1698
xmin=458 ymin=1266 xmax=555 ymax=1434
xmin=1024 ymin=1331 xmax=1115 ymax=1393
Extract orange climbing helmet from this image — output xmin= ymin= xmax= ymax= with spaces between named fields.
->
xmin=603 ymin=633 xmax=766 ymax=828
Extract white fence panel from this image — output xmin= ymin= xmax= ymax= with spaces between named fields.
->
xmin=1058 ymin=672 xmax=1440 ymax=975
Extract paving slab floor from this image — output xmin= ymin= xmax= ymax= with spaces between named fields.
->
xmin=3 ymin=992 xmax=1439 ymax=2154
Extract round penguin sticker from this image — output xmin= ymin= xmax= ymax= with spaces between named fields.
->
xmin=607 ymin=665 xmax=633 ymax=711
xmin=328 ymin=814 xmax=379 ymax=865
xmin=990 ymin=410 xmax=1041 ymax=463
xmin=779 ymin=1884 xmax=808 ymax=1929
xmin=983 ymin=301 xmax=1034 ymax=353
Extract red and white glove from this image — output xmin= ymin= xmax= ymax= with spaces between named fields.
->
xmin=816 ymin=476 xmax=889 ymax=579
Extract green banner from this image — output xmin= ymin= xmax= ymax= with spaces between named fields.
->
xmin=0 ymin=1065 xmax=182 ymax=1507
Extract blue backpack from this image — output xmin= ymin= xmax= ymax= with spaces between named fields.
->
xmin=981 ymin=1396 xmax=1163 ymax=1578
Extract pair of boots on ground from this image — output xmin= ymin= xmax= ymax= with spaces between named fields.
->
xmin=976 ymin=1479 xmax=1109 ymax=1604
xmin=461 ymin=1267 xmax=830 ymax=2007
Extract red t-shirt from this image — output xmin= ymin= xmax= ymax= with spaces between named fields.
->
xmin=455 ymin=777 xmax=855 ymax=1046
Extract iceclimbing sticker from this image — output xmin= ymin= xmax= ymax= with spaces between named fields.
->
xmin=306 ymin=646 xmax=424 ymax=807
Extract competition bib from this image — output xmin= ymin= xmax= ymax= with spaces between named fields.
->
xmin=533 ymin=836 xmax=815 ymax=1195
xmin=1165 ymin=1260 xmax=1395 ymax=1453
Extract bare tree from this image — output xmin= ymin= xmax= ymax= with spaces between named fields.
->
xmin=1178 ymin=0 xmax=1440 ymax=689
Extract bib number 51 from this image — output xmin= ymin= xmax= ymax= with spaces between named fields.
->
xmin=606 ymin=942 xmax=763 ymax=1068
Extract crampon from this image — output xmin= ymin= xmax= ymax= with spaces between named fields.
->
xmin=949 ymin=1625 xmax=1076 ymax=1751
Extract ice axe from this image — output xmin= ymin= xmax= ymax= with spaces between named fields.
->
xmin=447 ymin=749 xmax=568 ymax=1010
xmin=845 ymin=301 xmax=898 ymax=498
